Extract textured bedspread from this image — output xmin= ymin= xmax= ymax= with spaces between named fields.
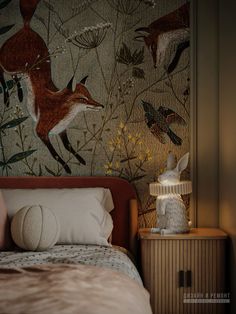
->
xmin=0 ymin=245 xmax=142 ymax=283
xmin=0 ymin=263 xmax=152 ymax=314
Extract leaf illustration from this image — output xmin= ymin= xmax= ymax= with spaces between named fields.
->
xmin=71 ymin=0 xmax=98 ymax=15
xmin=132 ymin=67 xmax=145 ymax=79
xmin=130 ymin=175 xmax=146 ymax=182
xmin=53 ymin=21 xmax=69 ymax=38
xmin=183 ymin=87 xmax=190 ymax=96
xmin=117 ymin=44 xmax=144 ymax=66
xmin=0 ymin=0 xmax=12 ymax=10
xmin=45 ymin=166 xmax=57 ymax=176
xmin=120 ymin=156 xmax=137 ymax=163
xmin=0 ymin=117 xmax=28 ymax=130
xmin=7 ymin=150 xmax=37 ymax=164
xmin=0 ymin=161 xmax=6 ymax=167
xmin=132 ymin=47 xmax=144 ymax=65
xmin=16 ymin=80 xmax=23 ymax=102
xmin=34 ymin=14 xmax=46 ymax=26
xmin=43 ymin=0 xmax=54 ymax=11
xmin=116 ymin=43 xmax=133 ymax=65
xmin=0 ymin=80 xmax=14 ymax=94
xmin=124 ymin=168 xmax=130 ymax=176
xmin=24 ymin=172 xmax=35 ymax=176
xmin=135 ymin=164 xmax=146 ymax=172
xmin=150 ymin=88 xmax=166 ymax=94
xmin=38 ymin=164 xmax=43 ymax=176
xmin=0 ymin=24 xmax=14 ymax=35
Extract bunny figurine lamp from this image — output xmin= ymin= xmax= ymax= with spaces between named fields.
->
xmin=149 ymin=152 xmax=192 ymax=235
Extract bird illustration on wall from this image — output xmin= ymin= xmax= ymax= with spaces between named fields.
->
xmin=141 ymin=100 xmax=186 ymax=145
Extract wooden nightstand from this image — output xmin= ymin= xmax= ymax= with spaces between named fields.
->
xmin=139 ymin=228 xmax=228 ymax=314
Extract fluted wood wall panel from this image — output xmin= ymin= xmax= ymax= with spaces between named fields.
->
xmin=141 ymin=238 xmax=226 ymax=314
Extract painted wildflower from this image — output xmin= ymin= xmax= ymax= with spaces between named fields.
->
xmin=66 ymin=23 xmax=112 ymax=49
xmin=105 ymin=123 xmax=152 ymax=181
xmin=104 ymin=162 xmax=113 ymax=174
xmin=107 ymin=0 xmax=156 ymax=15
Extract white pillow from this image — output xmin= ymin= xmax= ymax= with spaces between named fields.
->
xmin=2 ymin=189 xmax=113 ymax=246
xmin=54 ymin=196 xmax=113 ymax=246
xmin=2 ymin=188 xmax=114 ymax=218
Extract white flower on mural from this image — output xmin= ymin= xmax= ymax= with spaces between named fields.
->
xmin=66 ymin=23 xmax=112 ymax=49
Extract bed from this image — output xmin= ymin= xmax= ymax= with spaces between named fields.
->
xmin=0 ymin=176 xmax=152 ymax=314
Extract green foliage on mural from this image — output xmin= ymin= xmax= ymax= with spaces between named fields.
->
xmin=116 ymin=44 xmax=144 ymax=66
xmin=0 ymin=0 xmax=12 ymax=10
xmin=0 ymin=80 xmax=14 ymax=94
xmin=0 ymin=117 xmax=28 ymax=130
xmin=0 ymin=24 xmax=14 ymax=35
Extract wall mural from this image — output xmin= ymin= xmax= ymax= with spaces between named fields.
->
xmin=0 ymin=0 xmax=190 ymax=226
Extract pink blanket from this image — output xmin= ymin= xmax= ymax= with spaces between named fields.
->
xmin=0 ymin=264 xmax=152 ymax=314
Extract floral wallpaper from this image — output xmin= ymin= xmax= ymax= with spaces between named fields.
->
xmin=0 ymin=0 xmax=190 ymax=226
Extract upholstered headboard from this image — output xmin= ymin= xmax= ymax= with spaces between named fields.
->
xmin=0 ymin=176 xmax=138 ymax=255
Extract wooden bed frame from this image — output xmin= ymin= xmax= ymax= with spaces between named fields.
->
xmin=0 ymin=176 xmax=138 ymax=257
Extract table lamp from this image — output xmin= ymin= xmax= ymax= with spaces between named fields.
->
xmin=149 ymin=152 xmax=192 ymax=235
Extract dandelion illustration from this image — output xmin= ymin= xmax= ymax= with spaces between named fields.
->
xmin=66 ymin=23 xmax=112 ymax=49
xmin=107 ymin=0 xmax=156 ymax=15
xmin=71 ymin=0 xmax=99 ymax=16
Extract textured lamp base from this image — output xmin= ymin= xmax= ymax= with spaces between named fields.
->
xmin=154 ymin=194 xmax=190 ymax=235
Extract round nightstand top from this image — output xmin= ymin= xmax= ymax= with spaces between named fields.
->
xmin=139 ymin=228 xmax=227 ymax=240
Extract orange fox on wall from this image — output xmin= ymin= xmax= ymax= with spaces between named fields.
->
xmin=135 ymin=2 xmax=190 ymax=71
xmin=0 ymin=0 xmax=103 ymax=174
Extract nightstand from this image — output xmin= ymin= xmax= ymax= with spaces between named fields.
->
xmin=139 ymin=228 xmax=228 ymax=314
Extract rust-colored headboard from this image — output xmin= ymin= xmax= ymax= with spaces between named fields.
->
xmin=0 ymin=176 xmax=137 ymax=254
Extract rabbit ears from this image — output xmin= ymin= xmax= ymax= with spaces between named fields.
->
xmin=176 ymin=152 xmax=189 ymax=173
xmin=167 ymin=151 xmax=177 ymax=170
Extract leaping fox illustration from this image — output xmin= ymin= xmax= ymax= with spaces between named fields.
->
xmin=134 ymin=2 xmax=189 ymax=71
xmin=0 ymin=0 xmax=103 ymax=174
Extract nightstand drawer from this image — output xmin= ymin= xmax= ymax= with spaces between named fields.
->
xmin=139 ymin=228 xmax=228 ymax=314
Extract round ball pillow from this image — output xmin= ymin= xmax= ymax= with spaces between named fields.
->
xmin=11 ymin=205 xmax=60 ymax=251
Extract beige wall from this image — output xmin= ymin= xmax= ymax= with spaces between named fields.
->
xmin=195 ymin=0 xmax=236 ymax=312
xmin=193 ymin=0 xmax=219 ymax=227
xmin=218 ymin=0 xmax=236 ymax=313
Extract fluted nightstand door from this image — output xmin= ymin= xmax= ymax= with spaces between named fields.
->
xmin=139 ymin=228 xmax=227 ymax=314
